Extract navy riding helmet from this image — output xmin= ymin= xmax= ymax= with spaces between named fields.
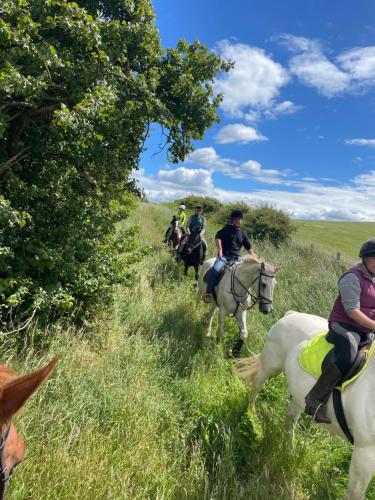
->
xmin=230 ymin=209 xmax=243 ymax=220
xmin=359 ymin=239 xmax=375 ymax=258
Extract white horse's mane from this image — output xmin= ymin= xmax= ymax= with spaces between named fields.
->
xmin=241 ymin=254 xmax=261 ymax=265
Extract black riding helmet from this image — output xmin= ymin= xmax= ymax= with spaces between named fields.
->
xmin=359 ymin=239 xmax=375 ymax=258
xmin=230 ymin=209 xmax=243 ymax=220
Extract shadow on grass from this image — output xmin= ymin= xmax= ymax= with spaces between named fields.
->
xmin=153 ymin=302 xmax=206 ymax=377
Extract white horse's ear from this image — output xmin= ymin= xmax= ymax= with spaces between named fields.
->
xmin=261 ymin=261 xmax=265 ymax=270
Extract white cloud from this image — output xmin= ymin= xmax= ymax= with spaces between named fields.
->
xmin=337 ymin=46 xmax=375 ymax=82
xmin=242 ymin=160 xmax=261 ymax=174
xmin=345 ymin=138 xmax=375 ymax=147
xmin=280 ymin=34 xmax=375 ymax=97
xmin=215 ymin=124 xmax=268 ymax=144
xmin=245 ymin=100 xmax=302 ymax=122
xmin=135 ymin=167 xmax=375 ymax=221
xmin=215 ymin=40 xmax=289 ymax=117
xmin=187 ymin=147 xmax=287 ymax=182
xmin=353 ymin=169 xmax=375 ymax=186
xmin=267 ymin=100 xmax=302 ymax=117
xmin=187 ymin=147 xmax=234 ymax=169
xmin=280 ymin=34 xmax=350 ymax=97
xmin=157 ymin=167 xmax=213 ymax=190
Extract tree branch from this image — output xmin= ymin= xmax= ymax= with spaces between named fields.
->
xmin=76 ymin=164 xmax=98 ymax=190
xmin=0 ymin=148 xmax=30 ymax=177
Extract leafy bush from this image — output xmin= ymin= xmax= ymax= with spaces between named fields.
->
xmin=215 ymin=203 xmax=295 ymax=246
xmin=175 ymin=195 xmax=223 ymax=214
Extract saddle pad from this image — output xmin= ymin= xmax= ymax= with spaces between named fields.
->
xmin=299 ymin=332 xmax=375 ymax=391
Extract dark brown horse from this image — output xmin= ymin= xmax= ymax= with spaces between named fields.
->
xmin=179 ymin=231 xmax=205 ymax=280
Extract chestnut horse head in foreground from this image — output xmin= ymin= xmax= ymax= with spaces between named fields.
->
xmin=0 ymin=356 xmax=59 ymax=498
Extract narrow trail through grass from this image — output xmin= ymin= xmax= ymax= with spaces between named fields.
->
xmin=5 ymin=202 xmax=374 ymax=499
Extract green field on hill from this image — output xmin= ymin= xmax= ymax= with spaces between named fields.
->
xmin=292 ymin=220 xmax=375 ymax=257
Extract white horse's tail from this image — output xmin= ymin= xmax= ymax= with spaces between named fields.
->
xmin=235 ymin=355 xmax=261 ymax=384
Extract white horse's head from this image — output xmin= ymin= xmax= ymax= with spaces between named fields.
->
xmin=241 ymin=255 xmax=277 ymax=314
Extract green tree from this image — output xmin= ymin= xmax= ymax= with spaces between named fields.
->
xmin=0 ymin=0 xmax=230 ymax=329
xmin=215 ymin=203 xmax=295 ymax=246
xmin=175 ymin=195 xmax=223 ymax=214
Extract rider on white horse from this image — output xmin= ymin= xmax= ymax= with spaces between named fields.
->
xmin=204 ymin=209 xmax=253 ymax=304
xmin=164 ymin=204 xmax=186 ymax=242
xmin=305 ymin=239 xmax=375 ymax=424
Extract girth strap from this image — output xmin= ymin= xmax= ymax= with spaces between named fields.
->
xmin=333 ymin=389 xmax=354 ymax=445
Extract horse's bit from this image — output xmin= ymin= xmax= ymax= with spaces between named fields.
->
xmin=229 ymin=265 xmax=275 ymax=315
xmin=0 ymin=421 xmax=11 ymax=500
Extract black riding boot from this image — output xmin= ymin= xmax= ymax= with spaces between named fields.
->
xmin=229 ymin=339 xmax=244 ymax=358
xmin=304 ymin=362 xmax=343 ymax=424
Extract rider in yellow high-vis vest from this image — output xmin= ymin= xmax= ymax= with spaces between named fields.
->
xmin=164 ymin=204 xmax=186 ymax=242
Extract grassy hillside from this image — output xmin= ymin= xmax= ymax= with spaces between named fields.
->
xmin=293 ymin=220 xmax=375 ymax=257
xmin=6 ymin=202 xmax=373 ymax=499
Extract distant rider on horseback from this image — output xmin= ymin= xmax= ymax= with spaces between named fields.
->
xmin=204 ymin=209 xmax=253 ymax=304
xmin=305 ymin=239 xmax=375 ymax=424
xmin=164 ymin=204 xmax=187 ymax=242
xmin=178 ymin=205 xmax=207 ymax=263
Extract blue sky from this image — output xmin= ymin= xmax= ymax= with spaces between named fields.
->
xmin=136 ymin=0 xmax=375 ymax=220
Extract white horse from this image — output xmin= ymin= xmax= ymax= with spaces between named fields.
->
xmin=236 ymin=310 xmax=375 ymax=500
xmin=197 ymin=255 xmax=277 ymax=344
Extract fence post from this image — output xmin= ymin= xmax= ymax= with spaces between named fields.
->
xmin=336 ymin=252 xmax=340 ymax=264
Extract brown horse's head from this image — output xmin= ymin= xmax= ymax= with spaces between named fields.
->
xmin=0 ymin=356 xmax=59 ymax=492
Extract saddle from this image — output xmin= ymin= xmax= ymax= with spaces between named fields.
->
xmin=203 ymin=260 xmax=238 ymax=284
xmin=299 ymin=331 xmax=375 ymax=390
xmin=300 ymin=331 xmax=375 ymax=444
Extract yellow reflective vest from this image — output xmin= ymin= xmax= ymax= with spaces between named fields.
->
xmin=175 ymin=211 xmax=187 ymax=227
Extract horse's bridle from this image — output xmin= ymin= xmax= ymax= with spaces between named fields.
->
xmin=186 ymin=233 xmax=202 ymax=254
xmin=0 ymin=421 xmax=11 ymax=500
xmin=229 ymin=264 xmax=275 ymax=315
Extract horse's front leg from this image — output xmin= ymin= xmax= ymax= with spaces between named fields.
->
xmin=206 ymin=303 xmax=216 ymax=336
xmin=216 ymin=307 xmax=226 ymax=343
xmin=184 ymin=263 xmax=188 ymax=276
xmin=236 ymin=309 xmax=248 ymax=340
xmin=194 ymin=264 xmax=199 ymax=281
xmin=346 ymin=445 xmax=375 ymax=500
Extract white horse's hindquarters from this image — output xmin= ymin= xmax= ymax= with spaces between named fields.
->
xmin=197 ymin=258 xmax=215 ymax=296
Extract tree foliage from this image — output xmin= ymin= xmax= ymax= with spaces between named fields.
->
xmin=215 ymin=203 xmax=295 ymax=246
xmin=174 ymin=195 xmax=224 ymax=214
xmin=0 ymin=0 xmax=230 ymax=329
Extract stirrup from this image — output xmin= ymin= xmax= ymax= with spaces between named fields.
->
xmin=313 ymin=402 xmax=324 ymax=421
xmin=312 ymin=402 xmax=331 ymax=424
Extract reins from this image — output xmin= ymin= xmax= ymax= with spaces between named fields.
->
xmin=228 ymin=263 xmax=274 ymax=316
xmin=186 ymin=234 xmax=202 ymax=254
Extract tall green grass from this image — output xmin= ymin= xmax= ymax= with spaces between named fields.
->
xmin=6 ymin=202 xmax=373 ymax=499
xmin=293 ymin=220 xmax=375 ymax=257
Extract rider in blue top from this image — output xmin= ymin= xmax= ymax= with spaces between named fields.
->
xmin=204 ymin=209 xmax=253 ymax=303
xmin=179 ymin=205 xmax=207 ymax=263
